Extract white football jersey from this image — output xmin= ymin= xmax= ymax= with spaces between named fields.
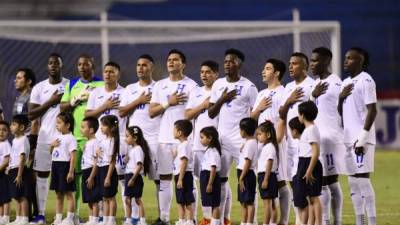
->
xmin=51 ymin=133 xmax=77 ymax=162
xmin=252 ymin=85 xmax=285 ymax=125
xmin=30 ymin=78 xmax=69 ymax=144
xmin=9 ymin=136 xmax=30 ymax=169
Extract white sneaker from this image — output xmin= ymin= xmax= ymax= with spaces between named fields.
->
xmin=96 ymin=222 xmax=106 ymax=225
xmin=0 ymin=218 xmax=7 ymax=225
xmin=16 ymin=221 xmax=29 ymax=225
xmin=6 ymin=220 xmax=20 ymax=225
xmin=137 ymin=222 xmax=147 ymax=225
xmin=107 ymin=221 xmax=116 ymax=225
xmin=60 ymin=219 xmax=74 ymax=225
xmin=123 ymin=222 xmax=133 ymax=225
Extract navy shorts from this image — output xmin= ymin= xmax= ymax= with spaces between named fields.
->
xmin=98 ymin=165 xmax=118 ymax=198
xmin=82 ymin=167 xmax=101 ymax=203
xmin=0 ymin=171 xmax=11 ymax=204
xmin=50 ymin=161 xmax=76 ymax=193
xmin=174 ymin=171 xmax=195 ymax=205
xmin=200 ymin=170 xmax=221 ymax=207
xmin=8 ymin=167 xmax=29 ymax=199
xmin=124 ymin=173 xmax=144 ymax=198
xmin=258 ymin=172 xmax=278 ymax=199
xmin=293 ymin=157 xmax=323 ymax=208
xmin=237 ymin=169 xmax=256 ymax=204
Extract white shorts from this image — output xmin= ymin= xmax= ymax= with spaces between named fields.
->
xmin=220 ymin=149 xmax=234 ymax=178
xmin=318 ymin=142 xmax=344 ymax=176
xmin=277 ymin=141 xmax=288 ymax=182
xmin=193 ymin=150 xmax=205 ymax=178
xmin=147 ymin=143 xmax=159 ymax=180
xmin=33 ymin=143 xmax=52 ymax=172
xmin=286 ymin=146 xmax=298 ymax=181
xmin=157 ymin=143 xmax=177 ymax=175
xmin=345 ymin=143 xmax=375 ymax=174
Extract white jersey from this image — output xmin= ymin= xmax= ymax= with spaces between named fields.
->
xmin=30 ymin=78 xmax=69 ymax=144
xmin=173 ymin=140 xmax=194 ymax=175
xmin=210 ymin=76 xmax=258 ymax=153
xmin=313 ymin=74 xmax=344 ymax=145
xmin=151 ymin=76 xmax=198 ymax=144
xmin=121 ymin=81 xmax=161 ymax=144
xmin=281 ymin=76 xmax=315 ymax=148
xmin=186 ymin=86 xmax=218 ymax=151
xmin=97 ymin=137 xmax=115 ymax=167
xmin=299 ymin=125 xmax=320 ymax=158
xmin=252 ymin=85 xmax=285 ymax=125
xmin=82 ymin=138 xmax=100 ymax=170
xmin=201 ymin=147 xmax=221 ymax=172
xmin=51 ymin=133 xmax=77 ymax=162
xmin=257 ymin=143 xmax=278 ymax=173
xmin=125 ymin=145 xmax=144 ymax=175
xmin=86 ymin=85 xmax=126 ymax=139
xmin=9 ymin=136 xmax=30 ymax=169
xmin=237 ymin=139 xmax=258 ymax=171
xmin=342 ymin=72 xmax=377 ymax=145
xmin=0 ymin=141 xmax=11 ymax=166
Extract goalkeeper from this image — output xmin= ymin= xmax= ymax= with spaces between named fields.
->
xmin=60 ymin=54 xmax=104 ymax=223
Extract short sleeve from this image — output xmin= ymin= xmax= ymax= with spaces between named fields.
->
xmin=185 ymin=88 xmax=198 ymax=110
xmin=61 ymin=82 xmax=71 ymax=103
xmin=3 ymin=142 xmax=11 ymax=156
xmin=68 ymin=136 xmax=78 ymax=152
xmin=119 ymin=87 xmax=131 ymax=107
xmin=264 ymin=144 xmax=276 ymax=161
xmin=23 ymin=137 xmax=30 ymax=156
xmin=209 ymin=81 xmax=220 ymax=104
xmin=30 ymin=84 xmax=41 ymax=105
xmin=279 ymin=86 xmax=290 ymax=108
xmin=308 ymin=126 xmax=320 ymax=144
xmin=247 ymin=84 xmax=258 ymax=109
xmin=178 ymin=142 xmax=189 ymax=160
xmin=150 ymin=82 xmax=161 ymax=104
xmin=362 ymin=77 xmax=377 ymax=105
xmin=86 ymin=88 xmax=97 ymax=110
xmin=209 ymin=151 xmax=218 ymax=167
xmin=243 ymin=140 xmax=257 ymax=161
xmin=135 ymin=147 xmax=144 ymax=164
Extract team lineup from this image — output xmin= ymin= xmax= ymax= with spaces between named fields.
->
xmin=0 ymin=47 xmax=377 ymax=225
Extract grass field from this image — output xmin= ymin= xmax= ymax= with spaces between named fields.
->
xmin=8 ymin=150 xmax=400 ymax=225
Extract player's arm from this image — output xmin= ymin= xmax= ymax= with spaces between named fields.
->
xmin=364 ymin=103 xmax=377 ymax=131
xmin=337 ymin=84 xmax=354 ymax=117
xmin=185 ymin=97 xmax=209 ymax=120
xmin=149 ymin=91 xmax=185 ymax=118
xmin=105 ymin=155 xmax=116 ymax=187
xmin=28 ymin=91 xmax=63 ymax=120
xmin=85 ymin=97 xmax=120 ymax=118
xmin=250 ymin=97 xmax=272 ymax=120
xmin=15 ymin=153 xmax=26 ymax=186
xmin=276 ymin=119 xmax=286 ymax=143
xmin=0 ymin=155 xmax=9 ymax=171
xmin=119 ymin=92 xmax=150 ymax=118
xmin=208 ymin=88 xmax=236 ymax=119
xmin=67 ymin=150 xmax=76 ymax=182
xmin=262 ymin=159 xmax=273 ymax=188
xmin=206 ymin=165 xmax=217 ymax=193
xmin=177 ymin=157 xmax=188 ymax=188
xmin=278 ymin=88 xmax=303 ymax=120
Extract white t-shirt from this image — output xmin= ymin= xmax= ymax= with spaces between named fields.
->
xmin=0 ymin=141 xmax=11 ymax=166
xmin=97 ymin=137 xmax=115 ymax=167
xmin=86 ymin=85 xmax=127 ymax=139
xmin=210 ymin=76 xmax=258 ymax=153
xmin=313 ymin=74 xmax=344 ymax=145
xmin=237 ymin=139 xmax=258 ymax=171
xmin=151 ymin=76 xmax=198 ymax=144
xmin=30 ymin=78 xmax=69 ymax=144
xmin=201 ymin=147 xmax=221 ymax=172
xmin=186 ymin=86 xmax=218 ymax=151
xmin=51 ymin=133 xmax=77 ymax=162
xmin=299 ymin=125 xmax=320 ymax=157
xmin=81 ymin=138 xmax=100 ymax=170
xmin=173 ymin=140 xmax=194 ymax=175
xmin=125 ymin=145 xmax=144 ymax=175
xmin=342 ymin=72 xmax=377 ymax=145
xmin=252 ymin=85 xmax=285 ymax=125
xmin=280 ymin=76 xmax=315 ymax=148
xmin=9 ymin=136 xmax=30 ymax=169
xmin=257 ymin=143 xmax=278 ymax=173
xmin=121 ymin=81 xmax=161 ymax=144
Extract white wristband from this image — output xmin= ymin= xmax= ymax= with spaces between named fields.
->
xmin=161 ymin=101 xmax=170 ymax=109
xmin=355 ymin=129 xmax=369 ymax=147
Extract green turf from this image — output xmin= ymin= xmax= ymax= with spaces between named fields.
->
xmin=7 ymin=150 xmax=400 ymax=225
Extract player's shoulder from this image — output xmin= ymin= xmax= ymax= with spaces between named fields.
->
xmin=124 ymin=82 xmax=138 ymax=91
xmin=360 ymin=71 xmax=376 ymax=84
xmin=240 ymin=76 xmax=257 ymax=88
xmin=33 ymin=78 xmax=49 ymax=89
xmin=182 ymin=76 xmax=198 ymax=86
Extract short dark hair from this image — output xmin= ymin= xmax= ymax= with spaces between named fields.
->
xmin=12 ymin=114 xmax=30 ymax=130
xmin=104 ymin=61 xmax=120 ymax=71
xmin=174 ymin=120 xmax=193 ymax=137
xmin=78 ymin=53 xmax=95 ymax=69
xmin=291 ymin=52 xmax=309 ymax=69
xmin=83 ymin=116 xmax=99 ymax=133
xmin=239 ymin=117 xmax=257 ymax=136
xmin=138 ymin=54 xmax=154 ymax=63
xmin=266 ymin=58 xmax=286 ymax=80
xmin=349 ymin=47 xmax=370 ymax=70
xmin=201 ymin=60 xmax=219 ymax=73
xmin=17 ymin=68 xmax=36 ymax=87
xmin=0 ymin=121 xmax=10 ymax=130
xmin=57 ymin=112 xmax=75 ymax=132
xmin=225 ymin=48 xmax=245 ymax=62
xmin=298 ymin=101 xmax=318 ymax=121
xmin=312 ymin=47 xmax=332 ymax=60
xmin=49 ymin=52 xmax=63 ymax=62
xmin=168 ymin=49 xmax=186 ymax=64
xmin=288 ymin=117 xmax=305 ymax=135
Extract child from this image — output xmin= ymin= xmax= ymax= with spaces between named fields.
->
xmin=199 ymin=126 xmax=222 ymax=225
xmin=0 ymin=121 xmax=11 ymax=225
xmin=124 ymin=126 xmax=152 ymax=225
xmin=49 ymin=112 xmax=77 ymax=225
xmin=97 ymin=115 xmax=119 ymax=225
xmin=173 ymin=120 xmax=195 ymax=225
xmin=256 ymin=121 xmax=279 ymax=225
xmin=289 ymin=101 xmax=323 ymax=225
xmin=237 ymin=118 xmax=258 ymax=225
xmin=80 ymin=117 xmax=101 ymax=225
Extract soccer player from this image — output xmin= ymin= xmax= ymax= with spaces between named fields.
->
xmin=184 ymin=60 xmax=219 ymax=224
xmin=60 ymin=54 xmax=104 ymax=220
xmin=149 ymin=49 xmax=198 ymax=225
xmin=338 ymin=48 xmax=377 ymax=225
xmin=208 ymin=48 xmax=258 ymax=225
xmin=250 ymin=58 xmax=291 ymax=225
xmin=279 ymin=52 xmax=314 ymax=225
xmin=119 ymin=54 xmax=160 ymax=224
xmin=28 ymin=53 xmax=69 ymax=224
xmin=309 ymin=47 xmax=344 ymax=225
